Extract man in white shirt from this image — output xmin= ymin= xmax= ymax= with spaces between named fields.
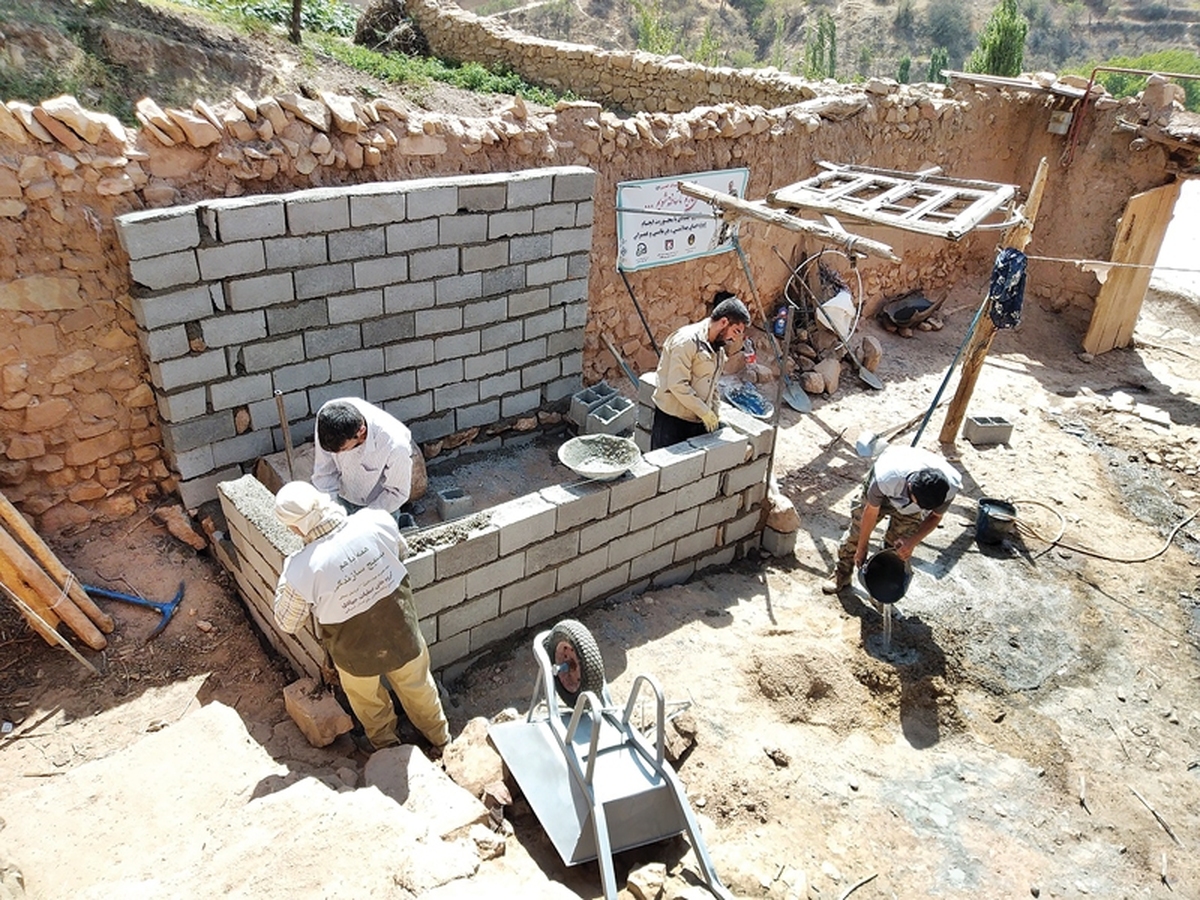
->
xmin=823 ymin=445 xmax=962 ymax=595
xmin=273 ymin=481 xmax=450 ymax=755
xmin=312 ymin=397 xmax=415 ymax=524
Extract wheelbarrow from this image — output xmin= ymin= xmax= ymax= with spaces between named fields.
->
xmin=489 ymin=620 xmax=734 ymax=900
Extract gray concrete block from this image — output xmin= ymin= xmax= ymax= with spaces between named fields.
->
xmin=330 ymin=348 xmax=385 ymax=381
xmin=533 ymin=203 xmax=576 ymax=232
xmin=545 ymin=374 xmax=582 ymax=402
xmin=435 ymin=527 xmax=500 ymax=580
xmin=413 ymin=573 xmax=466 ymax=618
xmin=555 ymin=545 xmax=608 ymax=591
xmin=364 ymin=369 xmax=416 ymax=404
xmin=627 ymin=491 xmax=676 ymax=533
xmin=540 ymin=483 xmax=609 ymax=531
xmin=129 ymin=250 xmax=199 ymax=291
xmin=116 ymin=205 xmax=200 ymax=259
xmin=488 ymin=209 xmax=533 ymax=240
xmin=720 ymin=406 xmax=775 ymax=458
xmin=562 ymin=289 xmax=589 ymax=324
xmin=227 ymin=272 xmax=295 ymax=311
xmin=417 ymin=358 xmax=464 ymax=391
xmin=479 ymin=370 xmax=520 ymax=400
xmin=150 ymin=349 xmax=228 ymax=392
xmin=156 ymin=386 xmax=207 ymax=423
xmin=435 ymin=272 xmax=482 ymax=307
xmin=405 ymin=548 xmax=435 ymax=591
xmin=286 ymin=190 xmax=350 ymax=235
xmin=698 ymin=493 xmax=742 ymax=529
xmin=455 ymin=400 xmax=499 ymax=431
xmin=491 ymin=493 xmax=557 ymax=555
xmin=696 ymin=545 xmax=737 ymax=573
xmin=438 ymin=213 xmax=487 ymax=245
xmin=161 ymin=412 xmax=236 ymax=454
xmin=383 ymin=337 xmax=433 ymax=369
xmin=607 ymin=525 xmax=655 ymax=568
xmin=509 ymin=233 xmax=552 ymax=264
xmin=403 ymin=183 xmax=458 ymax=218
xmin=173 ymin=443 xmax=216 ymax=480
xmin=723 ymin=509 xmax=761 ymax=546
xmin=724 ymin=456 xmax=770 ymax=496
xmin=760 ymin=526 xmax=797 ymax=558
xmin=201 ymin=310 xmax=267 ymax=348
xmin=438 ymin=592 xmax=499 ymax=640
xmin=552 ymin=227 xmax=593 ymax=256
xmin=265 ymin=298 xmax=327 ymax=335
xmin=502 ymin=389 xmax=540 ymax=418
xmin=608 ymin=458 xmax=659 ymax=511
xmin=211 ymin=428 xmax=275 ymax=468
xmin=242 ymin=335 xmax=304 ymax=372
xmin=389 ymin=393 xmax=436 ymax=427
xmin=566 ymin=254 xmax=591 ymax=280
xmin=521 ymin=358 xmax=560 ymax=388
xmin=353 ymin=256 xmax=408 ymax=290
xmin=295 ymin=262 xmax=354 ymax=301
xmin=308 ymin=379 xmax=365 ymax=412
xmin=247 ymin=390 xmax=307 ymax=429
xmin=463 ymin=296 xmax=506 ymax=329
xmin=386 ymin=218 xmax=438 ymax=253
xmin=654 ymin=505 xmax=699 ymax=547
xmin=304 ymin=324 xmax=362 ymax=357
xmin=385 ymin=281 xmax=435 ymax=313
xmin=328 ymin=289 xmax=383 ymax=324
xmin=508 ymin=336 xmax=547 ymax=368
xmin=410 ymin=247 xmax=459 ymax=282
xmin=210 ymin=372 xmax=273 ymax=411
xmin=569 ymin=382 xmax=617 ymax=427
xmin=139 ymin=325 xmax=189 ymax=363
xmin=645 ymin=442 xmax=707 ymax=492
xmin=131 ymin=285 xmax=213 ymax=330
xmin=580 ymin=562 xmax=631 ymax=604
xmin=675 ymin=473 xmax=722 ymax=512
xmin=469 ymin=607 xmax=527 ymax=654
xmin=265 ymin=234 xmax=328 ymax=270
xmin=458 ymin=183 xmax=507 ymax=212
xmin=197 ymin=241 xmax=265 ymax=281
xmin=526 ymin=587 xmax=581 ymax=630
xmin=272 ymin=358 xmax=330 ymax=393
xmin=434 ymin=381 xmax=479 ymax=412
xmin=652 ymin=561 xmax=696 ymax=589
xmin=429 ymin=631 xmax=471 ymax=671
xmin=508 ymin=287 xmax=550 ymax=317
xmin=575 ymin=200 xmax=595 ymax=227
xmin=547 ymin=327 xmax=585 ymax=357
xmin=500 ymin=569 xmax=555 ymax=614
xmin=464 ymin=348 xmax=506 ymax=381
xmin=435 ymin=331 xmax=480 ymax=361
xmin=205 ymin=196 xmax=286 ymax=242
xmin=630 ymin=544 xmax=675 ymax=582
xmin=674 ymin=523 xmax=722 ymax=563
xmin=524 ymin=530 xmax=580 ymax=575
xmin=348 ymin=183 xmax=406 ymax=226
xmin=461 ymin=241 xmax=508 ymax=273
xmin=507 ymin=172 xmax=554 ymax=208
xmin=328 ymin=227 xmax=385 ymax=262
xmin=526 ymin=257 xmax=568 ymax=288
xmin=481 ymin=320 xmax=523 ymax=352
xmin=553 ymin=169 xmax=596 ymax=202
xmin=525 ymin=307 xmax=565 ymax=339
xmin=178 ymin=465 xmax=242 ymax=510
xmin=464 ymin=552 xmax=524 ymax=600
xmin=584 ymin=396 xmax=636 ymax=436
xmin=416 ymin=307 xmax=462 ymax=335
xmin=579 ymin=507 xmax=630 ymax=554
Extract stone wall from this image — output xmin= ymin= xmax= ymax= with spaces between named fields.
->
xmin=217 ymin=404 xmax=774 ymax=678
xmin=0 ymin=14 xmax=1176 ymax=531
xmin=113 ymin=167 xmax=594 ymax=508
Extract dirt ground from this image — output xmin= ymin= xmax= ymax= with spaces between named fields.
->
xmin=2 ymin=278 xmax=1200 ymax=899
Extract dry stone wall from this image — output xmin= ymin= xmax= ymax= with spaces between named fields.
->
xmin=0 ymin=4 xmax=1175 ymax=531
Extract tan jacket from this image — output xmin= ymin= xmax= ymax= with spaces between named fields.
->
xmin=652 ymin=319 xmax=726 ymax=423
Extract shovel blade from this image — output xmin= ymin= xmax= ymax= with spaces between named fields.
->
xmin=855 ymin=433 xmax=888 ymax=457
xmin=782 ymin=379 xmax=812 ymax=412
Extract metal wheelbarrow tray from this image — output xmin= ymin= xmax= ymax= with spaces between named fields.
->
xmin=489 ymin=621 xmax=733 ymax=900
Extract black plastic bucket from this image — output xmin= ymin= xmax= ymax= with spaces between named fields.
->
xmin=976 ymin=498 xmax=1017 ymax=545
xmin=858 ymin=549 xmax=912 ymax=604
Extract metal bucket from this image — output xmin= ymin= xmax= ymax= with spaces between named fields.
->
xmin=858 ymin=549 xmax=912 ymax=605
xmin=976 ymin=498 xmax=1017 ymax=545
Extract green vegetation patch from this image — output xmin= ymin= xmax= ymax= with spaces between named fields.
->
xmin=1071 ymin=50 xmax=1200 ymax=112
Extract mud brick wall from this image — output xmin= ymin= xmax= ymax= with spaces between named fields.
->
xmin=216 ymin=407 xmax=773 ymax=679
xmin=113 ymin=167 xmax=595 ymax=509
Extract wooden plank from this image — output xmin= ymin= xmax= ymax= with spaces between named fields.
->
xmin=1082 ymin=181 xmax=1182 ymax=355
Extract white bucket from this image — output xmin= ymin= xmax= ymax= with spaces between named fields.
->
xmin=818 ymin=289 xmax=855 ymax=341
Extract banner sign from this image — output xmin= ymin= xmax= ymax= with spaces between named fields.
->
xmin=615 ymin=167 xmax=750 ymax=272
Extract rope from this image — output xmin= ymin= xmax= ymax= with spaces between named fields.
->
xmin=49 ymin=571 xmax=75 ymax=613
xmin=1025 ymin=253 xmax=1200 ymax=275
xmin=1009 ymin=500 xmax=1198 ymax=564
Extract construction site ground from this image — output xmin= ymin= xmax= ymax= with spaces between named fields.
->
xmin=2 ymin=273 xmax=1199 ymax=899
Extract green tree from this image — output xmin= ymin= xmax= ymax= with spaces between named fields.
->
xmin=804 ymin=11 xmax=836 ymax=79
xmin=926 ymin=0 xmax=972 ymax=68
xmin=632 ymin=0 xmax=680 ymax=55
xmin=692 ymin=21 xmax=722 ymax=67
xmin=857 ymin=44 xmax=873 ymax=79
xmin=1077 ymin=49 xmax=1200 ymax=111
xmin=965 ymin=0 xmax=1028 ymax=77
xmin=894 ymin=0 xmax=914 ymax=34
xmin=928 ymin=46 xmax=949 ymax=82
xmin=898 ymin=55 xmax=911 ymax=83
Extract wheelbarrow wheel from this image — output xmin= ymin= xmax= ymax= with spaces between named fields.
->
xmin=543 ymin=619 xmax=606 ymax=707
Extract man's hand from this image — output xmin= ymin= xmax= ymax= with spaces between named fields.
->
xmin=891 ymin=536 xmax=916 ymax=560
xmin=700 ymin=409 xmax=720 ymax=432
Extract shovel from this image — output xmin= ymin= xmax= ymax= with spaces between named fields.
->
xmin=855 ymin=398 xmax=951 ymax=458
xmin=813 ymin=301 xmax=884 ymax=391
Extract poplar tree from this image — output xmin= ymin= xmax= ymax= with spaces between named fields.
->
xmin=928 ymin=47 xmax=949 ymax=83
xmin=966 ymin=0 xmax=1028 ymax=77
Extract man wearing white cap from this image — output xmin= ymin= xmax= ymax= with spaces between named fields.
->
xmin=272 ymin=481 xmax=450 ymax=755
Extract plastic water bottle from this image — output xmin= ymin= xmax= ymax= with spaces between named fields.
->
xmin=743 ymin=338 xmax=756 ymax=366
xmin=773 ymin=307 xmax=787 ymax=338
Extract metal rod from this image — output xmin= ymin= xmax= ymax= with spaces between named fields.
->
xmin=275 ymin=390 xmax=295 ymax=481
xmin=617 ymin=268 xmax=660 ymax=357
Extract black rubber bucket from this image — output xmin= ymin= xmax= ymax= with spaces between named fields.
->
xmin=858 ymin=549 xmax=912 ymax=604
xmin=976 ymin=498 xmax=1017 ymax=545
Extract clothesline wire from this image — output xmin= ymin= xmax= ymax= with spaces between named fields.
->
xmin=1024 ymin=253 xmax=1200 ymax=274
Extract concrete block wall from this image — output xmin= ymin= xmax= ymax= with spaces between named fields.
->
xmin=214 ymin=412 xmax=774 ymax=680
xmin=113 ymin=167 xmax=596 ymax=509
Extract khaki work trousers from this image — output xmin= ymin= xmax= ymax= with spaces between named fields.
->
xmin=337 ymin=643 xmax=450 ymax=750
xmin=833 ymin=491 xmax=925 ymax=583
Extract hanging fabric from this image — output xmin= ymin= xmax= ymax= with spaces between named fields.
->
xmin=987 ymin=246 xmax=1027 ymax=330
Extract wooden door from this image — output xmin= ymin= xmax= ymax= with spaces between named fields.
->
xmin=1082 ymin=181 xmax=1182 ymax=355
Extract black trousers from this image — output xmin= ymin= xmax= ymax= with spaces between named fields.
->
xmin=650 ymin=407 xmax=706 ymax=450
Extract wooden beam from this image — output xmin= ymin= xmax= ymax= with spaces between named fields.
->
xmin=938 ymin=157 xmax=1049 ymax=445
xmin=676 ymin=181 xmax=901 ymax=262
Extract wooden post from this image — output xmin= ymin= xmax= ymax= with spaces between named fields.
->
xmin=938 ymin=157 xmax=1049 ymax=445
xmin=0 ymin=491 xmax=114 ymax=633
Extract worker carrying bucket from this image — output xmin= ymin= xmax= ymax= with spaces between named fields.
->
xmin=823 ymin=446 xmax=962 ymax=596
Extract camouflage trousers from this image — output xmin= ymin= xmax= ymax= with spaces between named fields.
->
xmin=832 ymin=487 xmax=925 ymax=584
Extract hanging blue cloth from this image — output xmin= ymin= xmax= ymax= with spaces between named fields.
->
xmin=987 ymin=247 xmax=1027 ymax=330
